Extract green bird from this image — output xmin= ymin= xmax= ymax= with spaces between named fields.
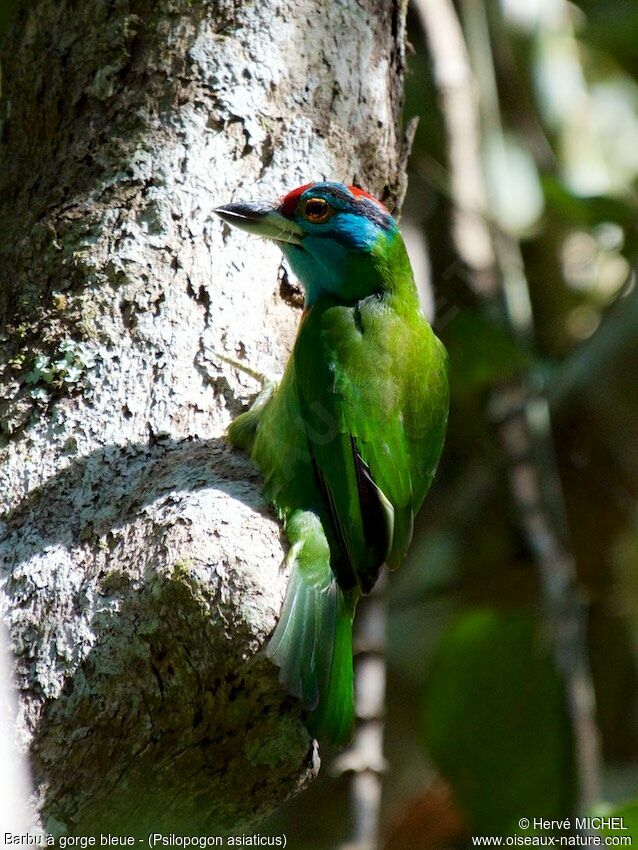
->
xmin=215 ymin=182 xmax=449 ymax=744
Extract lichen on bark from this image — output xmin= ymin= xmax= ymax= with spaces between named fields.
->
xmin=0 ymin=0 xmax=408 ymax=836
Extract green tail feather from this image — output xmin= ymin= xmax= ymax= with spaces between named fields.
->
xmin=305 ymin=586 xmax=355 ymax=744
xmin=266 ymin=511 xmax=356 ymax=746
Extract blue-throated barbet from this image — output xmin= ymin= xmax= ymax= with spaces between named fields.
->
xmin=215 ymin=182 xmax=449 ymax=744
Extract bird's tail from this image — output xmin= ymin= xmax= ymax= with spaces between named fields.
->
xmin=266 ymin=511 xmax=356 ymax=745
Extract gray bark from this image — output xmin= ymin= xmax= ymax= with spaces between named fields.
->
xmin=0 ymin=0 xmax=408 ymax=838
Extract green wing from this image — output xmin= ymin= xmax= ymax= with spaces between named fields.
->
xmin=226 ymin=290 xmax=448 ymax=742
xmin=294 ymin=294 xmax=449 ymax=593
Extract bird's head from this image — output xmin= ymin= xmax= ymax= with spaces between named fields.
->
xmin=215 ymin=182 xmax=405 ymax=306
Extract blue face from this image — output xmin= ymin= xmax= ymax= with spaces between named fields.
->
xmin=279 ymin=183 xmax=397 ymax=306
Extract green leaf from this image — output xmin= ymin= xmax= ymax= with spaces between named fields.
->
xmin=445 ymin=310 xmax=531 ymax=397
xmin=543 ymin=177 xmax=638 ymax=233
xmin=421 ymin=609 xmax=576 ymax=835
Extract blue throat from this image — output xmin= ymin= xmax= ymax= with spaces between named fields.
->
xmin=281 ymin=213 xmax=397 ymax=307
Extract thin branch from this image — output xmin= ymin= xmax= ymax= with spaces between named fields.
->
xmin=334 ymin=578 xmax=388 ymax=850
xmin=415 ymin=0 xmax=497 ymax=298
xmin=547 ymin=283 xmax=638 ymax=408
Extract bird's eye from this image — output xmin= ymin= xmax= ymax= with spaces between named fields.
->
xmin=301 ymin=197 xmax=332 ymax=223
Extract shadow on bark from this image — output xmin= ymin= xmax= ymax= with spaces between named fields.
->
xmin=2 ymin=438 xmax=318 ymax=837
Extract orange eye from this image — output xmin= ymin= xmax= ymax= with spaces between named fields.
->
xmin=301 ymin=197 xmax=332 ymax=223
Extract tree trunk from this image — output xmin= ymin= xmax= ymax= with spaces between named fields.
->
xmin=0 ymin=0 xmax=408 ymax=838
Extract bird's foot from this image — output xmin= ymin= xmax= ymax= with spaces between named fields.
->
xmin=212 ymin=350 xmax=281 ymax=390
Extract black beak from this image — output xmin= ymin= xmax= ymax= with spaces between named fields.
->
xmin=214 ymin=200 xmax=303 ymax=245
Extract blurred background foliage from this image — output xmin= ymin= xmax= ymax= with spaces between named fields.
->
xmin=268 ymin=0 xmax=638 ymax=845
xmin=1 ymin=0 xmax=637 ymax=845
